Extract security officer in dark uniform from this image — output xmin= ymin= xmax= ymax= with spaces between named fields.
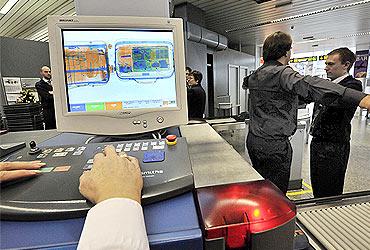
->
xmin=243 ymin=31 xmax=370 ymax=194
xmin=187 ymin=70 xmax=206 ymax=119
xmin=310 ymin=48 xmax=362 ymax=198
xmin=35 ymin=66 xmax=56 ymax=129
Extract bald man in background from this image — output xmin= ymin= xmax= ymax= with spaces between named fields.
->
xmin=35 ymin=66 xmax=56 ymax=129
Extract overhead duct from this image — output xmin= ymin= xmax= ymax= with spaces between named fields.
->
xmin=186 ymin=22 xmax=227 ymax=50
xmin=186 ymin=22 xmax=202 ymax=42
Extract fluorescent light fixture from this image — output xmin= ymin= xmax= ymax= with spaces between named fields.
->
xmin=302 ymin=36 xmax=315 ymax=40
xmin=226 ymin=0 xmax=370 ymax=33
xmin=0 ymin=0 xmax=19 ymax=15
xmin=293 ymin=31 xmax=370 ymax=45
xmin=275 ymin=0 xmax=292 ymax=8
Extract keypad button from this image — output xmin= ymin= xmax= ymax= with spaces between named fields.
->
xmin=83 ymin=164 xmax=93 ymax=170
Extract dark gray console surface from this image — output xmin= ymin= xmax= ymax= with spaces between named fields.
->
xmin=0 ymin=137 xmax=193 ymax=221
xmin=0 ymin=130 xmax=60 ymax=147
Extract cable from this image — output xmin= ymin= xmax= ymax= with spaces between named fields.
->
xmin=152 ymin=133 xmax=158 ymax=140
xmin=84 ymin=136 xmax=96 ymax=144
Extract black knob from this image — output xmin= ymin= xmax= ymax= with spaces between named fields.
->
xmin=28 ymin=141 xmax=41 ymax=155
xmin=29 ymin=141 xmax=36 ymax=149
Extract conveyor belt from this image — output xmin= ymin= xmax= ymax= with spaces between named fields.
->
xmin=297 ymin=201 xmax=370 ymax=250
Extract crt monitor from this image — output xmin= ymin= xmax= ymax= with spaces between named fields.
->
xmin=47 ymin=15 xmax=187 ymax=135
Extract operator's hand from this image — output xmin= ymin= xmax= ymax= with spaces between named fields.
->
xmin=359 ymin=95 xmax=370 ymax=110
xmin=79 ymin=145 xmax=143 ymax=204
xmin=0 ymin=161 xmax=45 ymax=182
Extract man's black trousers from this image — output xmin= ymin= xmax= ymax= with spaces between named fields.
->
xmin=310 ymin=138 xmax=350 ymax=198
xmin=42 ymin=107 xmax=56 ymax=130
xmin=246 ymin=133 xmax=292 ymax=194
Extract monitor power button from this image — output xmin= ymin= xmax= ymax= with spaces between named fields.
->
xmin=157 ymin=116 xmax=164 ymax=123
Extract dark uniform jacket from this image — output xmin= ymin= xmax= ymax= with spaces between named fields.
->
xmin=35 ymin=79 xmax=56 ymax=129
xmin=187 ymin=84 xmax=206 ymax=119
xmin=35 ymin=79 xmax=54 ymax=110
xmin=310 ymin=76 xmax=363 ymax=142
xmin=243 ymin=61 xmax=366 ymax=140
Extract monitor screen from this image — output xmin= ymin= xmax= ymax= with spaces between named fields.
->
xmin=48 ymin=16 xmax=187 ymax=135
xmin=62 ymin=29 xmax=177 ymax=112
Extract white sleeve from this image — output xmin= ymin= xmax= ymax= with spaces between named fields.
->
xmin=77 ymin=198 xmax=149 ymax=250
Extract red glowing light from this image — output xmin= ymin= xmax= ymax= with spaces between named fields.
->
xmin=196 ymin=180 xmax=296 ymax=249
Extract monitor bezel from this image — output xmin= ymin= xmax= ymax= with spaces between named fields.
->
xmin=48 ymin=16 xmax=188 ymax=135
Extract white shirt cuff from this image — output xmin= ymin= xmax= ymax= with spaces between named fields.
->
xmin=78 ymin=198 xmax=149 ymax=250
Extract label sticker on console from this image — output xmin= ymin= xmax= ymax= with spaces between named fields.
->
xmin=53 ymin=166 xmax=72 ymax=172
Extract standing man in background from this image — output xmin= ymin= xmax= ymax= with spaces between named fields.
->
xmin=310 ymin=48 xmax=363 ymax=198
xmin=35 ymin=66 xmax=56 ymax=129
xmin=187 ymin=70 xmax=206 ymax=120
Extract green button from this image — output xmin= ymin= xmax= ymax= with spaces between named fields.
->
xmin=39 ymin=167 xmax=54 ymax=173
xmin=86 ymin=102 xmax=105 ymax=111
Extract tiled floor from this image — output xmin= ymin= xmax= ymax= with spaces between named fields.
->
xmin=217 ymin=114 xmax=370 ymax=201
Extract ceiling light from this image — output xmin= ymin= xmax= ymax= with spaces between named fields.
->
xmin=226 ymin=0 xmax=370 ymax=33
xmin=275 ymin=0 xmax=292 ymax=8
xmin=254 ymin=0 xmax=273 ymax=3
xmin=0 ymin=0 xmax=19 ymax=15
xmin=271 ymin=1 xmax=370 ymax=24
xmin=293 ymin=31 xmax=370 ymax=45
xmin=302 ymin=36 xmax=315 ymax=40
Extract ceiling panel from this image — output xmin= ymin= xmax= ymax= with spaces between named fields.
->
xmin=0 ymin=0 xmax=74 ymax=41
xmin=0 ymin=0 xmax=7 ymax=10
xmin=0 ymin=0 xmax=369 ymax=52
xmin=176 ymin=0 xmax=370 ymax=52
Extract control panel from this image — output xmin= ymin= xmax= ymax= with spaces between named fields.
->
xmin=0 ymin=137 xmax=193 ymax=221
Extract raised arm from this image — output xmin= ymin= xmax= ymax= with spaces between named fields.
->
xmin=279 ymin=66 xmax=367 ymax=107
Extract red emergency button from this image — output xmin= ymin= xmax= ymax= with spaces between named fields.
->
xmin=166 ymin=135 xmax=177 ymax=145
